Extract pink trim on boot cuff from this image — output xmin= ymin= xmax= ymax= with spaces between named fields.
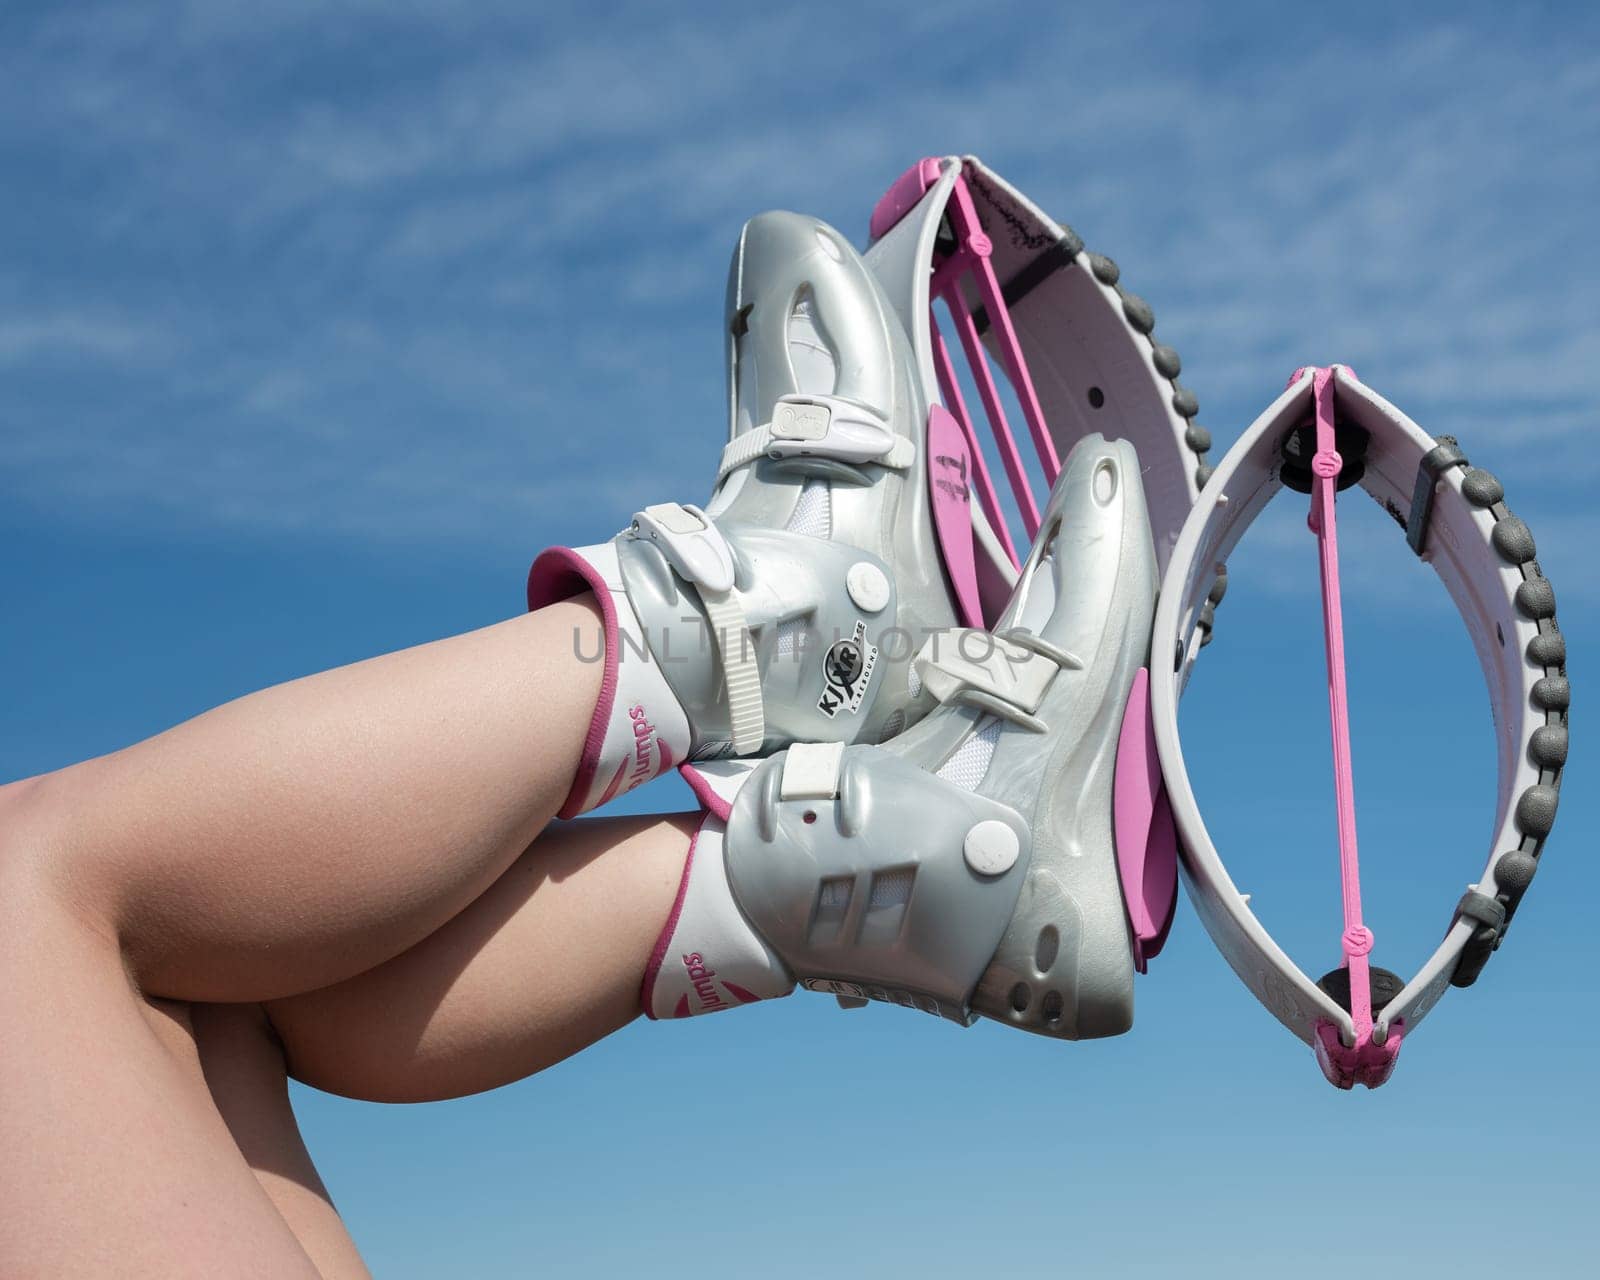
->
xmin=678 ymin=763 xmax=735 ymax=822
xmin=527 ymin=547 xmax=617 ymax=820
xmin=640 ymin=821 xmax=700 ymax=1020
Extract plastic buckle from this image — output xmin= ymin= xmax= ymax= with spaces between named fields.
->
xmin=780 ymin=741 xmax=845 ymax=801
xmin=913 ymin=628 xmax=1058 ymax=723
xmin=765 ymin=395 xmax=898 ymax=466
xmin=630 ymin=502 xmax=735 ymax=595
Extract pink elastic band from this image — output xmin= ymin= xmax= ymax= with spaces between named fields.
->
xmin=1303 ymin=365 xmax=1402 ymax=1088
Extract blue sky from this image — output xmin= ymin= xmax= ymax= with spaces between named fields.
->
xmin=2 ymin=2 xmax=1595 ymax=1276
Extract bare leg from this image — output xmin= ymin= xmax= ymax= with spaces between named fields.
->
xmin=191 ymin=1002 xmax=373 ymax=1280
xmin=268 ymin=813 xmax=696 ymax=1103
xmin=135 ymin=816 xmax=689 ymax=1276
xmin=0 ymin=598 xmax=618 ymax=1274
xmin=9 ymin=598 xmax=604 ymax=1002
xmin=0 ymin=897 xmax=323 ymax=1279
xmin=8 ymin=815 xmax=693 ymax=1279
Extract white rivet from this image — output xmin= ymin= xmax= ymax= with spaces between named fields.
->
xmin=846 ymin=561 xmax=891 ymax=613
xmin=964 ymin=819 xmax=1019 ymax=876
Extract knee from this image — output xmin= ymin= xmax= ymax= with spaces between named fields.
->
xmin=0 ymin=772 xmax=115 ymax=965
xmin=0 ymin=769 xmax=97 ymax=922
xmin=0 ymin=774 xmax=47 ymax=887
xmin=0 ymin=764 xmax=149 ymax=965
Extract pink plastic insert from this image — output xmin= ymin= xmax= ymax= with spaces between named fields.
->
xmin=925 ymin=403 xmax=986 ymax=629
xmin=1112 ymin=667 xmax=1180 ymax=972
xmin=869 ymin=156 xmax=945 ymax=243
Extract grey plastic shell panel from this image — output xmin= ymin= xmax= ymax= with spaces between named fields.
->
xmin=724 ymin=748 xmax=1031 ymax=1020
xmin=618 ymin=526 xmax=907 ymax=754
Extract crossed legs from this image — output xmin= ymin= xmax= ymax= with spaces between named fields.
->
xmin=0 ymin=598 xmax=696 ymax=1277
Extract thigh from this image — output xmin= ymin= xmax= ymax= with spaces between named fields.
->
xmin=14 ymin=598 xmax=604 ymax=1004
xmin=266 ymin=812 xmax=695 ymax=1103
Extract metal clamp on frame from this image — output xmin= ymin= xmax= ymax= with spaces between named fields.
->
xmin=1405 ymin=436 xmax=1470 ymax=557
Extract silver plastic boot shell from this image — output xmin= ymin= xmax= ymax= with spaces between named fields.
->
xmin=626 ymin=209 xmax=957 ymax=754
xmin=879 ymin=435 xmax=1160 ymax=1039
xmin=972 ymin=437 xmax=1157 ymax=1038
xmin=711 ymin=437 xmax=1158 ymax=1038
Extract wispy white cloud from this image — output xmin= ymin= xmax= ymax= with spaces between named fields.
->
xmin=0 ymin=1 xmax=1594 ymax=568
xmin=0 ymin=308 xmax=172 ymax=365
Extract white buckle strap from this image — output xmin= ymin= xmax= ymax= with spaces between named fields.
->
xmin=704 ymin=590 xmax=764 ymax=754
xmin=718 ymin=394 xmax=915 ymax=483
xmin=912 ymin=628 xmax=1060 ymax=731
xmin=630 ymin=503 xmax=765 ymax=754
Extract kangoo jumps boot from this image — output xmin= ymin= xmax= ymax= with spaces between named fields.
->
xmin=646 ymin=435 xmax=1180 ymax=1038
xmin=528 ymin=211 xmax=967 ymax=817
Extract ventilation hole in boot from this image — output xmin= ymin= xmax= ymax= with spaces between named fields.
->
xmin=877 ymin=709 xmax=905 ymax=743
xmin=1009 ymin=981 xmax=1032 ymax=1013
xmin=1041 ymin=990 xmax=1065 ymax=1024
xmin=1087 ymin=386 xmax=1105 ymax=409
xmin=1035 ymin=925 xmax=1059 ymax=974
xmin=774 ymin=614 xmax=813 ymax=662
xmin=784 ymin=478 xmax=832 ymax=538
xmin=869 ymin=867 xmax=915 ymax=907
xmin=935 ymin=718 xmax=1002 ymax=791
xmin=859 ymin=866 xmax=916 ymax=946
xmin=808 ymin=875 xmax=853 ymax=945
